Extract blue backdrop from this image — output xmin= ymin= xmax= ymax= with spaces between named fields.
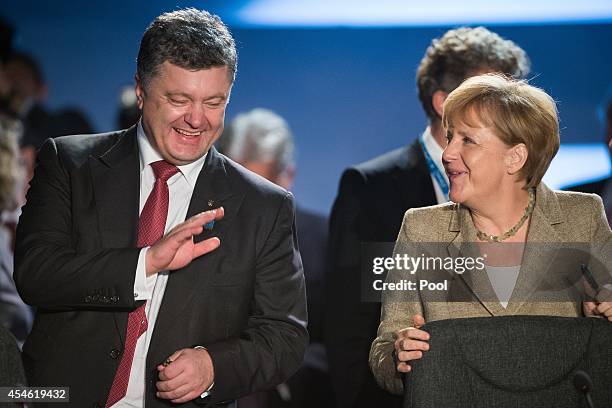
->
xmin=3 ymin=1 xmax=612 ymax=214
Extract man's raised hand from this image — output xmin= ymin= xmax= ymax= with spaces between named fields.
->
xmin=146 ymin=207 xmax=224 ymax=276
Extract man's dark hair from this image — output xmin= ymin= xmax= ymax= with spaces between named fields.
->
xmin=137 ymin=8 xmax=237 ymax=90
xmin=417 ymin=26 xmax=530 ymax=121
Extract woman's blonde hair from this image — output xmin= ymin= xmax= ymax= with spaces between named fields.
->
xmin=442 ymin=73 xmax=559 ymax=189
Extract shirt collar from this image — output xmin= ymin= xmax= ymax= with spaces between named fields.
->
xmin=137 ymin=121 xmax=207 ymax=188
xmin=421 ymin=126 xmax=444 ymax=170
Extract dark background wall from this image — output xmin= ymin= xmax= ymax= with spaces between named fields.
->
xmin=2 ymin=1 xmax=612 ymax=214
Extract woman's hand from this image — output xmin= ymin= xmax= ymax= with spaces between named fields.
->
xmin=583 ymin=286 xmax=612 ymax=321
xmin=393 ymin=314 xmax=430 ymax=373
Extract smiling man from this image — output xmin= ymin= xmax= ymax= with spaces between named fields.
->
xmin=14 ymin=9 xmax=307 ymax=407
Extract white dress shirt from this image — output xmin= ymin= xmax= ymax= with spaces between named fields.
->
xmin=118 ymin=122 xmax=207 ymax=407
xmin=421 ymin=127 xmax=449 ymax=205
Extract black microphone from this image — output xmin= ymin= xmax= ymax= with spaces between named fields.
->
xmin=573 ymin=370 xmax=595 ymax=408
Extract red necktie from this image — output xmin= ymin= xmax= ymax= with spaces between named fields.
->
xmin=106 ymin=160 xmax=179 ymax=407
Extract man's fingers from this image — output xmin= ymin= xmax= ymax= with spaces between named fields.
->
xmin=167 ymin=222 xmax=204 ymax=241
xmin=165 ymin=207 xmax=222 ymax=237
xmin=158 ymin=350 xmax=187 ymax=380
xmin=193 ymin=237 xmax=221 ymax=258
xmin=185 ymin=207 xmax=224 ymax=227
xmin=156 ymin=383 xmax=191 ymax=401
xmin=156 ymin=375 xmax=189 ymax=392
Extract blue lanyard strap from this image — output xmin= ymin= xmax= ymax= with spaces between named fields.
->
xmin=418 ymin=134 xmax=449 ymax=200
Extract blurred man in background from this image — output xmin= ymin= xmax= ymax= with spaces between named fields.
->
xmin=0 ymin=116 xmax=32 ymax=347
xmin=218 ymin=108 xmax=334 ymax=408
xmin=116 ymin=85 xmax=141 ymax=130
xmin=4 ymin=51 xmax=52 ymax=182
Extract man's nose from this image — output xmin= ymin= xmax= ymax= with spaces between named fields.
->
xmin=184 ymin=104 xmax=207 ymax=129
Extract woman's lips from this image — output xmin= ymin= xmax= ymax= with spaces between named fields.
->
xmin=445 ymin=169 xmax=467 ymax=180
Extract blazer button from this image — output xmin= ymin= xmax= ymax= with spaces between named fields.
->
xmin=109 ymin=348 xmax=120 ymax=359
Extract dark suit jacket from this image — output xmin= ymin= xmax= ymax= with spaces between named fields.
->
xmin=326 ymin=140 xmax=436 ymax=408
xmin=296 ymin=207 xmax=328 ymax=346
xmin=21 ymin=103 xmax=54 ymax=149
xmin=0 ymin=325 xmax=26 ymax=387
xmin=566 ymin=176 xmax=611 ymax=196
xmin=14 ymin=127 xmax=308 ymax=407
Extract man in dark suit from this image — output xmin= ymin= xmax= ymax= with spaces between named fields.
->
xmin=325 ymin=27 xmax=531 ymax=408
xmin=218 ymin=108 xmax=334 ymax=408
xmin=14 ymin=9 xmax=307 ymax=407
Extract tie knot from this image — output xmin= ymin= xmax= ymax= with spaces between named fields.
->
xmin=150 ymin=160 xmax=179 ymax=182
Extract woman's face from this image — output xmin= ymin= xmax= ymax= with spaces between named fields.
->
xmin=442 ymin=119 xmax=513 ymax=207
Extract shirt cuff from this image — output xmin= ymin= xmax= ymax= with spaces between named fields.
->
xmin=194 ymin=346 xmax=214 ymax=398
xmin=133 ymin=247 xmax=156 ymax=301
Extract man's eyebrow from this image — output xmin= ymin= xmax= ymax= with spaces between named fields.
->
xmin=203 ymin=94 xmax=227 ymax=101
xmin=165 ymin=91 xmax=192 ymax=99
xmin=164 ymin=92 xmax=227 ymax=101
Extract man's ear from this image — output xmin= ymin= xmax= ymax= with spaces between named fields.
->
xmin=277 ymin=165 xmax=295 ymax=191
xmin=432 ymin=90 xmax=448 ymax=118
xmin=134 ymin=75 xmax=144 ymax=110
xmin=505 ymin=143 xmax=528 ymax=175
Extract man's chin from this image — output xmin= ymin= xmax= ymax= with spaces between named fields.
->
xmin=165 ymin=150 xmax=209 ymax=166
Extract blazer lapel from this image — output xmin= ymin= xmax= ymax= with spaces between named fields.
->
xmin=447 ymin=204 xmax=506 ymax=316
xmin=89 ymin=126 xmax=140 ymax=249
xmin=148 ymin=147 xmax=245 ymax=355
xmin=505 ymin=184 xmax=564 ymax=315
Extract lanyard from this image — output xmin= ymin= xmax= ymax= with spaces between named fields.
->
xmin=418 ymin=134 xmax=449 ymax=200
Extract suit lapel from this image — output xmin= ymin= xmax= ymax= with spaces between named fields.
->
xmin=447 ymin=204 xmax=506 ymax=316
xmin=89 ymin=126 xmax=140 ymax=249
xmin=505 ymin=184 xmax=564 ymax=315
xmin=148 ymin=147 xmax=245 ymax=355
xmin=447 ymin=184 xmax=566 ymax=316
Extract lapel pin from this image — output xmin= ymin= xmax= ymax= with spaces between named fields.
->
xmin=205 ymin=199 xmax=216 ymax=230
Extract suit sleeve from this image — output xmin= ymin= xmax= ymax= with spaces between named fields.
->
xmin=204 ymin=191 xmax=308 ymax=402
xmin=14 ymin=138 xmax=140 ymax=310
xmin=370 ymin=209 xmax=424 ymax=395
